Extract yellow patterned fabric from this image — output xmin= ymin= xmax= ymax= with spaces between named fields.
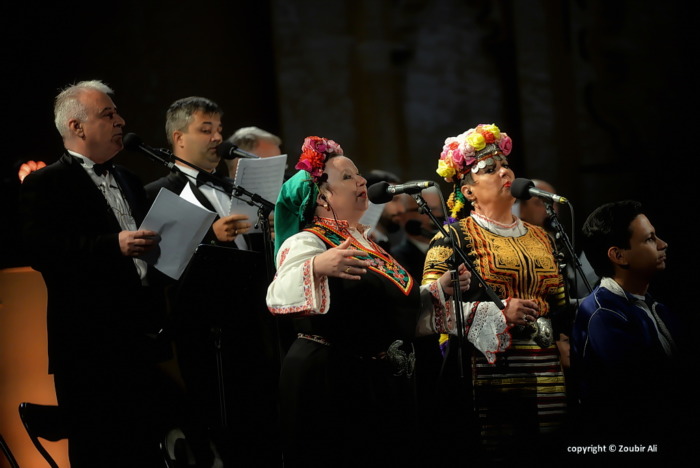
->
xmin=423 ymin=216 xmax=563 ymax=313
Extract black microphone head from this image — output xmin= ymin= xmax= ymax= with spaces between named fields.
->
xmin=368 ymin=181 xmax=393 ymax=204
xmin=216 ymin=141 xmax=236 ymax=160
xmin=122 ymin=133 xmax=142 ymax=151
xmin=510 ymin=178 xmax=534 ymax=200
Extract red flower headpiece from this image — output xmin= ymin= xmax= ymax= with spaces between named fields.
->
xmin=295 ymin=136 xmax=344 ymax=183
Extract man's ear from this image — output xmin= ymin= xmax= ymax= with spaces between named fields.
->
xmin=607 ymin=246 xmax=628 ymax=267
xmin=69 ymin=119 xmax=84 ymax=139
xmin=172 ymin=131 xmax=184 ymax=148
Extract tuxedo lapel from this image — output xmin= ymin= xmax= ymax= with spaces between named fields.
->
xmin=189 ymin=181 xmax=218 ymax=213
xmin=60 ymin=153 xmax=122 ymax=231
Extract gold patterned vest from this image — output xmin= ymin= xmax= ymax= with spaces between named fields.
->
xmin=423 ymin=216 xmax=563 ymax=315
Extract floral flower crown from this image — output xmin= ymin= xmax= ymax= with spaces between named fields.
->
xmin=436 ymin=123 xmax=512 ymax=183
xmin=436 ymin=124 xmax=513 ymax=222
xmin=294 ymin=136 xmax=344 ymax=183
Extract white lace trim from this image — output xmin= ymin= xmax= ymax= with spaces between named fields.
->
xmin=466 ymin=300 xmax=511 ymax=364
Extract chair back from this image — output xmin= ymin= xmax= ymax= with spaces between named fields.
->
xmin=0 ymin=433 xmax=20 ymax=468
xmin=18 ymin=402 xmax=68 ymax=468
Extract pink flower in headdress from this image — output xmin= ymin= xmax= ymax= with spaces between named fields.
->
xmin=441 ymin=137 xmax=459 ymax=153
xmin=296 ymin=158 xmax=313 ymax=173
xmin=325 ymin=139 xmax=343 ymax=155
xmin=458 ymin=135 xmax=475 ymax=158
xmin=310 ymin=139 xmax=328 ymax=154
xmin=450 ymin=146 xmax=465 ymax=166
xmin=463 ymin=155 xmax=476 ymax=168
xmin=441 ymin=138 xmax=461 ymax=165
xmin=498 ymin=133 xmax=512 ymax=155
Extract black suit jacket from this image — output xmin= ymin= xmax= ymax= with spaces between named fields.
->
xmin=146 ymin=170 xmax=239 ymax=247
xmin=145 ymin=170 xmax=210 ymax=210
xmin=19 ymin=153 xmax=166 ymax=373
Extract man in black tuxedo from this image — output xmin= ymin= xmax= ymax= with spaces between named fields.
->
xmin=145 ymin=96 xmax=252 ymax=248
xmin=18 ymin=80 xmax=188 ymax=466
xmin=145 ymin=97 xmax=281 ymax=466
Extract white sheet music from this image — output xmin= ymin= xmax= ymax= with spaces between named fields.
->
xmin=359 ymin=201 xmax=384 ymax=231
xmin=230 ymin=154 xmax=287 ymax=233
xmin=138 ymin=188 xmax=217 ymax=280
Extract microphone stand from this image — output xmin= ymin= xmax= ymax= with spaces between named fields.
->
xmin=545 ymin=202 xmax=593 ymax=294
xmin=412 ymin=194 xmax=504 ymax=380
xmin=173 ymin=152 xmax=285 ymax=386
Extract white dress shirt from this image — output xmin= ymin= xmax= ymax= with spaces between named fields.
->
xmin=69 ymin=151 xmax=148 ymax=281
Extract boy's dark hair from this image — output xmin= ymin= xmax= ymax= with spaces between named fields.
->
xmin=582 ymin=200 xmax=643 ymax=278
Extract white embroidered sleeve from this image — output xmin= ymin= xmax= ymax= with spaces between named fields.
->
xmin=415 ymin=280 xmax=511 ymax=364
xmin=266 ymin=232 xmax=330 ymax=316
xmin=415 ymin=281 xmax=455 ymax=336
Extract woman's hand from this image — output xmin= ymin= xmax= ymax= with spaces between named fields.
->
xmin=503 ymin=298 xmax=539 ymax=326
xmin=438 ymin=263 xmax=471 ymax=296
xmin=313 ymin=238 xmax=369 ymax=280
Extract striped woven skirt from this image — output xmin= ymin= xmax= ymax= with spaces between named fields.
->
xmin=472 ymin=338 xmax=567 ymax=454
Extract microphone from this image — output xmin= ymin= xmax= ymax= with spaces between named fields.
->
xmin=216 ymin=141 xmax=260 ymax=160
xmin=510 ymin=178 xmax=568 ymax=204
xmin=123 ymin=133 xmax=174 ymax=168
xmin=368 ymin=181 xmax=435 ymax=204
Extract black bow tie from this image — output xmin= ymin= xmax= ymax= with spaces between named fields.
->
xmin=196 ymin=171 xmax=223 ymax=189
xmin=92 ymin=161 xmax=114 ymax=177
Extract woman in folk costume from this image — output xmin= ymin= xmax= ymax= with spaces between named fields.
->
xmin=266 ymin=136 xmax=470 ymax=468
xmin=423 ymin=124 xmax=570 ymax=464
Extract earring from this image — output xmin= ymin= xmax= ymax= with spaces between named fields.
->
xmin=323 ymin=203 xmax=329 ymax=209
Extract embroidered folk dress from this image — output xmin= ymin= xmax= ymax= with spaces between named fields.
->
xmin=422 ymin=214 xmax=568 ymax=457
xmin=267 ymin=216 xmax=447 ymax=468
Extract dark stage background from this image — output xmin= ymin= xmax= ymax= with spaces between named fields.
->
xmin=1 ymin=0 xmax=698 ymax=323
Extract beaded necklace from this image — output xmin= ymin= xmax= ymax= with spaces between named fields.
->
xmin=470 ymin=210 xmax=526 ymax=237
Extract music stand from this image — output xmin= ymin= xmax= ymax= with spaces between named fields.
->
xmin=173 ymin=244 xmax=277 ymax=434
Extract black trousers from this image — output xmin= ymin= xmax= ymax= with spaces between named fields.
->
xmin=54 ymin=359 xmax=183 ymax=468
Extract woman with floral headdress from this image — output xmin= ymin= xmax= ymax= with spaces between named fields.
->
xmin=266 ymin=136 xmax=471 ymax=468
xmin=423 ymin=124 xmax=570 ymax=463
